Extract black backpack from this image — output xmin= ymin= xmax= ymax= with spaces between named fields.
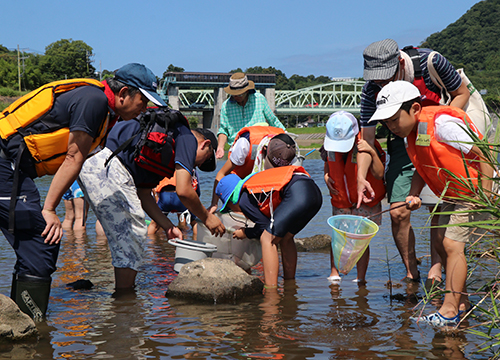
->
xmin=105 ymin=107 xmax=189 ymax=178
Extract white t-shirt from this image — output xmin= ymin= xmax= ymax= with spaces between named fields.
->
xmin=229 ymin=137 xmax=251 ymax=166
xmin=434 ymin=114 xmax=474 ymax=154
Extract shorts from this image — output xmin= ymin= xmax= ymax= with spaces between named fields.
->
xmin=331 ymin=202 xmax=382 ymax=226
xmin=62 ymin=181 xmax=85 ymax=200
xmin=385 ymin=136 xmax=414 ymax=203
xmin=78 ymin=148 xmax=147 ymax=271
xmin=157 ymin=190 xmax=196 ymax=220
xmin=438 ymin=202 xmax=490 ymax=243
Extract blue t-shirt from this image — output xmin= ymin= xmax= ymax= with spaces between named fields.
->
xmin=105 ymin=119 xmax=197 ymax=188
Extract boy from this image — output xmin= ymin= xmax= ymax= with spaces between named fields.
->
xmin=369 ymin=81 xmax=493 ymax=326
xmin=322 ymin=111 xmax=386 ymax=284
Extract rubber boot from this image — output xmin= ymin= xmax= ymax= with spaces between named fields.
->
xmin=11 ymin=273 xmax=52 ymax=322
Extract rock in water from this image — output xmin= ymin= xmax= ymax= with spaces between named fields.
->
xmin=166 ymin=258 xmax=264 ymax=303
xmin=0 ymin=294 xmax=38 ymax=341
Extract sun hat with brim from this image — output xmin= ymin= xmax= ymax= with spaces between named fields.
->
xmin=224 ymin=72 xmax=255 ymax=95
xmin=323 ymin=111 xmax=359 ymax=153
xmin=114 ymin=63 xmax=166 ymax=106
xmin=363 ymin=39 xmax=400 ymax=81
xmin=217 ymin=173 xmax=256 ymax=213
xmin=368 ymin=81 xmax=421 ymax=123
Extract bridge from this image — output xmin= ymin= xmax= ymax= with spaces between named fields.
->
xmin=158 ymin=72 xmax=364 ymax=130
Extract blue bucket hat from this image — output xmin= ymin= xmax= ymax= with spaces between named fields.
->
xmin=114 ymin=63 xmax=166 ymax=106
xmin=216 ymin=173 xmax=256 ymax=213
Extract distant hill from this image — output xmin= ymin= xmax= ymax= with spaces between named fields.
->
xmin=421 ymin=0 xmax=500 ymax=106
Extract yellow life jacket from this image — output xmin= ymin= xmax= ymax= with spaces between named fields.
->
xmin=0 ymin=78 xmax=108 ymax=177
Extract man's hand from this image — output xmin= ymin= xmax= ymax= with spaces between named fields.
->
xmin=41 ymin=209 xmax=63 ymax=244
xmin=216 ymin=147 xmax=225 ymax=159
xmin=204 ymin=212 xmax=225 ymax=237
xmin=167 ymin=226 xmax=184 ymax=240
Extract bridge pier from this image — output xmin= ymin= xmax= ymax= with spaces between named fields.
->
xmin=167 ymin=86 xmax=180 ymax=110
xmin=208 ymin=88 xmax=227 ymax=132
xmin=262 ymin=88 xmax=276 ymax=112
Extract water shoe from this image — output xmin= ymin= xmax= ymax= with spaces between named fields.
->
xmin=412 ymin=312 xmax=460 ymax=327
xmin=327 ymin=275 xmax=341 ymax=285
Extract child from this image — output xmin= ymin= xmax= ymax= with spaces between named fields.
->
xmin=215 ymin=137 xmax=322 ymax=288
xmin=322 ymin=111 xmax=386 ymax=284
xmin=147 ymin=170 xmax=200 ymax=238
xmin=369 ymin=80 xmax=493 ymax=326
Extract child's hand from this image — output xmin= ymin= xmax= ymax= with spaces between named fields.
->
xmin=233 ymin=228 xmax=246 ymax=239
xmin=357 ymin=139 xmax=375 ymax=156
xmin=324 ymin=174 xmax=339 ymax=195
xmin=405 ymin=195 xmax=421 ymax=211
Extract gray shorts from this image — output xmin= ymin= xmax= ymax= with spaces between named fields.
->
xmin=78 ymin=148 xmax=147 ymax=271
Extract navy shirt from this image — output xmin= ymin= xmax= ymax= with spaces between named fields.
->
xmin=105 ymin=119 xmax=197 ymax=188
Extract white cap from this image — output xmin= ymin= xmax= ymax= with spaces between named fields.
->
xmin=324 ymin=111 xmax=359 ymax=152
xmin=368 ymin=81 xmax=421 ymax=123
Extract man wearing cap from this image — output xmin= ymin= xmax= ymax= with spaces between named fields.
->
xmin=0 ymin=62 xmax=163 ymax=319
xmin=357 ymin=39 xmax=469 ymax=283
xmin=216 ymin=72 xmax=285 ymax=159
xmin=78 ymin=106 xmax=224 ymax=290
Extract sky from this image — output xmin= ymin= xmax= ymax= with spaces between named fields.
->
xmin=2 ymin=0 xmax=482 ymax=80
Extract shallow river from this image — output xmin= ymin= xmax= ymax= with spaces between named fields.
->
xmin=0 ymin=156 xmax=493 ymax=359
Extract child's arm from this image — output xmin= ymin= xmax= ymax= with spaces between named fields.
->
xmin=405 ymin=171 xmax=426 ymax=211
xmin=470 ymin=145 xmax=494 ymax=193
xmin=357 ymin=139 xmax=384 ymax=179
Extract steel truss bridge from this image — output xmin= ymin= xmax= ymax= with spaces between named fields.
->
xmin=174 ymin=80 xmax=365 ymax=115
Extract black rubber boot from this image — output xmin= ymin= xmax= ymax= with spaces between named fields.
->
xmin=11 ymin=273 xmax=52 ymax=322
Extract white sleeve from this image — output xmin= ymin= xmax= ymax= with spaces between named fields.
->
xmin=434 ymin=114 xmax=474 ymax=154
xmin=229 ymin=138 xmax=251 ymax=166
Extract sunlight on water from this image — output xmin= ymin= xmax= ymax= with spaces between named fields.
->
xmin=0 ymin=158 xmax=492 ymax=359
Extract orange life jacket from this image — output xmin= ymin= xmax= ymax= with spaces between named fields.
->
xmin=327 ymin=136 xmax=386 ymax=208
xmin=406 ymin=106 xmax=482 ymax=199
xmin=154 ymin=171 xmax=199 ymax=193
xmin=229 ymin=125 xmax=285 ymax=178
xmin=242 ymin=165 xmax=310 ymax=217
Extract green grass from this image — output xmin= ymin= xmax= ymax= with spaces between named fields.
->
xmin=287 ymin=126 xmax=327 ymax=134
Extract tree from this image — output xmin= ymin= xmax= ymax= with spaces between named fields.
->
xmin=163 ymin=64 xmax=184 ymax=78
xmin=40 ymin=39 xmax=95 ymax=82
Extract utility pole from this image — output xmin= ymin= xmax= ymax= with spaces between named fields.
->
xmin=17 ymin=45 xmax=21 ymax=92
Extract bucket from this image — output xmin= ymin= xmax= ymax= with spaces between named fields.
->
xmin=168 ymin=238 xmax=217 ymax=272
xmin=327 ymin=215 xmax=379 ymax=275
xmin=197 ymin=212 xmax=261 ymax=271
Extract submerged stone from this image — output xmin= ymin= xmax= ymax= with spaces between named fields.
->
xmin=294 ymin=234 xmax=330 ymax=252
xmin=166 ymin=258 xmax=264 ymax=303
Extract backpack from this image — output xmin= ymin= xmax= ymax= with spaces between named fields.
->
xmin=105 ymin=107 xmax=190 ymax=178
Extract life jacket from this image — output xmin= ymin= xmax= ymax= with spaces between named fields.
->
xmin=327 ymin=136 xmax=386 ymax=208
xmin=155 ymin=170 xmax=199 ymax=193
xmin=242 ymin=165 xmax=310 ymax=218
xmin=0 ymin=78 xmax=108 ymax=178
xmin=406 ymin=106 xmax=482 ymax=199
xmin=402 ymin=46 xmax=442 ymax=107
xmin=229 ymin=125 xmax=285 ymax=178
xmin=105 ymin=107 xmax=189 ymax=178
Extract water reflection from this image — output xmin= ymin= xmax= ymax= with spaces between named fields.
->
xmin=0 ymin=159 xmax=493 ymax=359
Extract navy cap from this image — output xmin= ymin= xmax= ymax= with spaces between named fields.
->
xmin=114 ymin=63 xmax=166 ymax=106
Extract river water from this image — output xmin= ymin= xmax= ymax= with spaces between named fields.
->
xmin=0 ymin=156 xmax=493 ymax=359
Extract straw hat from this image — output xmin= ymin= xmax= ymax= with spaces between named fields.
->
xmin=224 ymin=73 xmax=255 ymax=95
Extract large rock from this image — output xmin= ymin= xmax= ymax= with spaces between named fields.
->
xmin=166 ymin=258 xmax=264 ymax=303
xmin=294 ymin=234 xmax=331 ymax=252
xmin=0 ymin=294 xmax=38 ymax=341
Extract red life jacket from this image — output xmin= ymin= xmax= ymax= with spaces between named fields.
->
xmin=402 ymin=46 xmax=442 ymax=107
xmin=229 ymin=125 xmax=285 ymax=178
xmin=242 ymin=165 xmax=310 ymax=217
xmin=406 ymin=106 xmax=482 ymax=199
xmin=327 ymin=136 xmax=386 ymax=208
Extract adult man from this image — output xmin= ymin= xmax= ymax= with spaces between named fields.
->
xmin=215 ymin=72 xmax=285 ymax=158
xmin=356 ymin=39 xmax=470 ymax=283
xmin=0 ymin=62 xmax=163 ymax=319
xmin=78 ymin=107 xmax=224 ymax=290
